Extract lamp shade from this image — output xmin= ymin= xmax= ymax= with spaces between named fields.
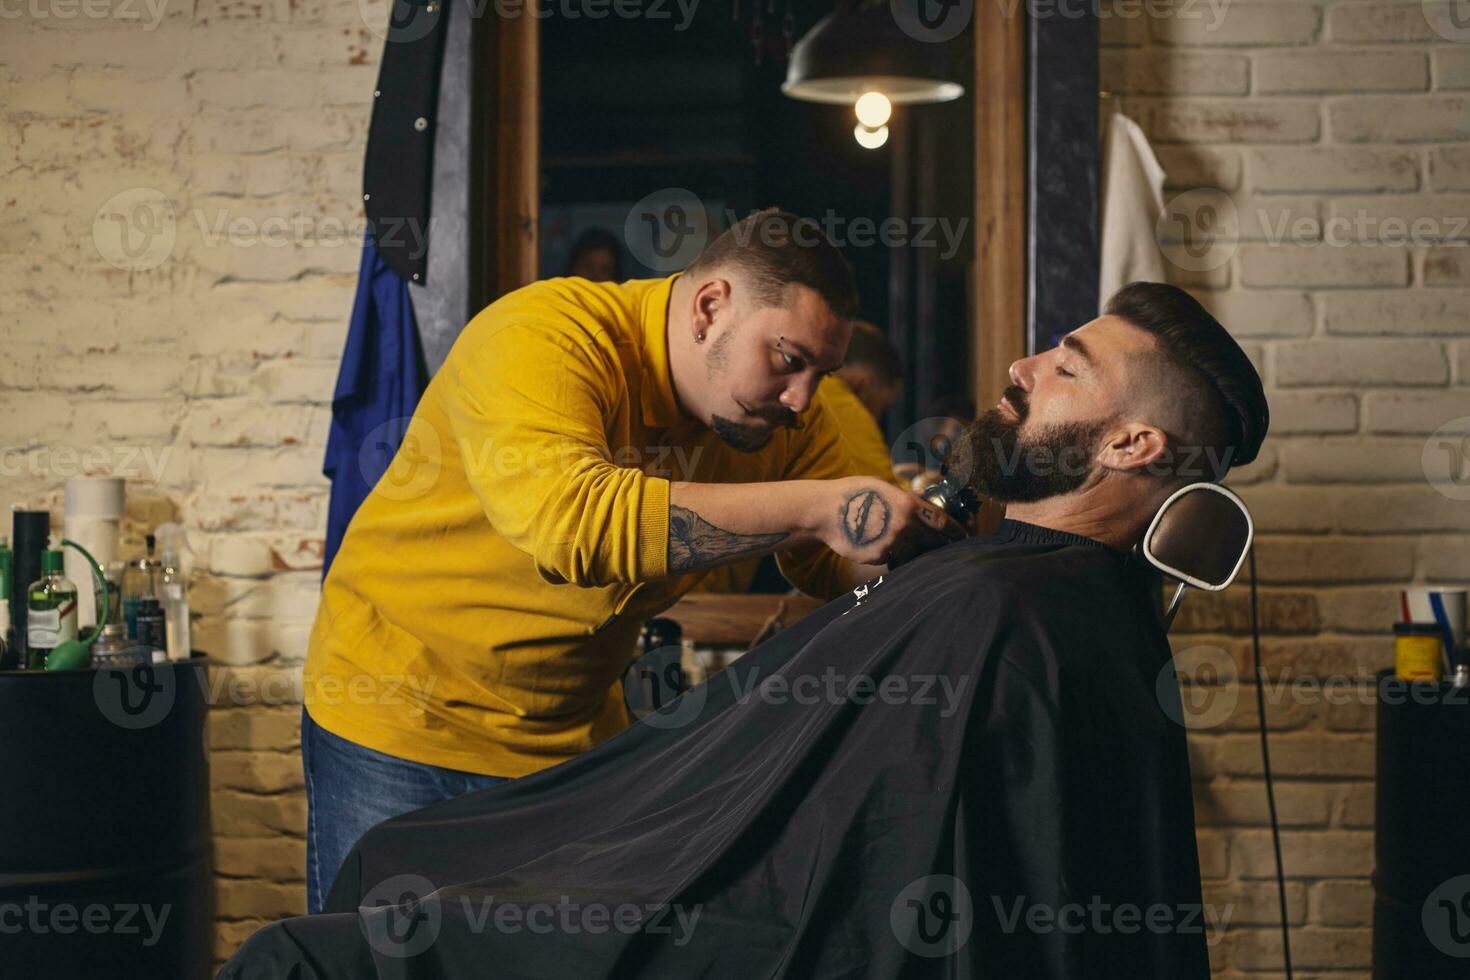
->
xmin=782 ymin=2 xmax=965 ymax=105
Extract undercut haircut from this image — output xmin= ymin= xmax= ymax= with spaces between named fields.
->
xmin=1104 ymin=282 xmax=1270 ymax=476
xmin=685 ymin=208 xmax=860 ymax=321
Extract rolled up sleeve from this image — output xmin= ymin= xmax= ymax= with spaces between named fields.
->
xmin=442 ymin=323 xmax=669 ymax=588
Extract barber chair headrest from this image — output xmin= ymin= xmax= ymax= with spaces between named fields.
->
xmin=1142 ymin=482 xmax=1253 ymax=628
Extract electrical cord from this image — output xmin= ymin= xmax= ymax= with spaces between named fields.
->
xmin=1248 ymin=544 xmax=1292 ymax=978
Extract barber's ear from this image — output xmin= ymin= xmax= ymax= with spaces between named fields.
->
xmin=1098 ymin=422 xmax=1169 ymax=474
xmin=692 ymin=277 xmax=733 ymax=338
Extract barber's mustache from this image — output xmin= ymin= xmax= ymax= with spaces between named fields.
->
xmin=750 ymin=405 xmax=803 ymax=430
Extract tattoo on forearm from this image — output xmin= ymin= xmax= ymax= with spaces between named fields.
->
xmin=668 ymin=505 xmax=789 ymax=572
xmin=840 ymin=490 xmax=890 ymax=547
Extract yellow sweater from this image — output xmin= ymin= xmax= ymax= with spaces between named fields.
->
xmin=694 ymin=375 xmax=901 ymax=594
xmin=305 ymin=275 xmax=865 ymax=777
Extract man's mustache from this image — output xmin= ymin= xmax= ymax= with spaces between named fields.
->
xmin=999 ymin=384 xmax=1028 ymax=423
xmin=749 ymin=405 xmax=803 ymax=430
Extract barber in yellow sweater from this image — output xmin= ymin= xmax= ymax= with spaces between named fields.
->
xmin=301 ymin=209 xmax=963 ymax=910
xmin=696 ymin=320 xmax=908 ymax=594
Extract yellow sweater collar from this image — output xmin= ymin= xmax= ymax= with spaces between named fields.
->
xmin=637 ymin=273 xmax=685 ymax=430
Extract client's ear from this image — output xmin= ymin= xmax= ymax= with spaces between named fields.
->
xmin=1098 ymin=422 xmax=1170 ymax=474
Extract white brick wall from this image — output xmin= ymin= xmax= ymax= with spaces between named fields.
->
xmin=3 ymin=0 xmax=1467 ymax=973
xmin=1107 ymin=2 xmax=1470 ymax=974
xmin=0 ymin=0 xmax=389 ymax=962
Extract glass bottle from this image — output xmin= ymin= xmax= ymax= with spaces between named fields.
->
xmin=121 ymin=533 xmax=157 ymax=641
xmin=27 ymin=549 xmax=78 ymax=670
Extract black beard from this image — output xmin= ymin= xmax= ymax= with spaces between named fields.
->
xmin=710 ymin=414 xmax=774 ymax=453
xmin=946 ymin=389 xmax=1108 ymax=503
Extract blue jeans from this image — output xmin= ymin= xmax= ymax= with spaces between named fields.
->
xmin=301 ymin=708 xmax=508 ymax=913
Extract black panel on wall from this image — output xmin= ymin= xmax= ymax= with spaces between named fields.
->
xmin=1028 ymin=5 xmax=1099 ymax=355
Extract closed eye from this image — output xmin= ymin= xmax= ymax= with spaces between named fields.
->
xmin=1056 ymin=366 xmax=1074 ymax=378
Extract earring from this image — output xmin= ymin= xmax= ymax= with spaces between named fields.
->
xmin=696 ymin=333 xmax=705 ymax=344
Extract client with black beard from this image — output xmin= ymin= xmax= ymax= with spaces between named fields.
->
xmin=218 ymin=283 xmax=1268 ymax=980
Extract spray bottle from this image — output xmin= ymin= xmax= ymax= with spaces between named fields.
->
xmin=154 ymin=523 xmax=192 ymax=661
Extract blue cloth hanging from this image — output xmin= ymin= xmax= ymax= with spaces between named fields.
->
xmin=322 ymin=233 xmax=429 ymax=577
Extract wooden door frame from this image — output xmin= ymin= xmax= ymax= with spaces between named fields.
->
xmin=471 ymin=9 xmax=540 ymax=309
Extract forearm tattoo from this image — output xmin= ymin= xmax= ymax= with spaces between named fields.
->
xmin=841 ymin=490 xmax=891 ymax=547
xmin=668 ymin=505 xmax=789 ymax=573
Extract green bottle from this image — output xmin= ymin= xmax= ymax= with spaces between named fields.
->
xmin=27 ymin=550 xmax=78 ymax=671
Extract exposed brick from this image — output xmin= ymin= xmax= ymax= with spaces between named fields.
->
xmin=1339 ymin=783 xmax=1377 ymax=828
xmin=209 ymin=536 xmax=275 ymax=577
xmin=1332 ymin=486 xmax=1470 ymax=532
xmin=1243 ymin=486 xmax=1346 ymax=531
xmin=1154 ymin=146 xmax=1243 ymax=191
xmin=1102 ymin=50 xmax=1249 ymax=95
xmin=1233 ymin=830 xmax=1374 ymax=879
xmin=210 ymin=790 xmax=307 ymax=838
xmin=1420 ymin=535 xmax=1470 ymax=580
xmin=1254 ymin=537 xmax=1416 ymax=584
xmin=1172 ymin=588 xmax=1320 ymax=634
xmin=1211 ymin=734 xmax=1370 ymax=781
xmin=1193 ymin=782 xmax=1334 ymax=828
xmin=1439 ymin=48 xmax=1470 ymax=90
xmin=1330 ymin=3 xmax=1447 ymax=43
xmin=1196 ymin=830 xmax=1231 ymax=879
xmin=1246 ymin=146 xmax=1419 ymax=194
xmin=1430 ymin=147 xmax=1470 ymax=191
xmin=1150 ymin=99 xmax=1322 ymax=144
xmin=214 ymin=836 xmax=306 ymax=882
xmin=1151 ymin=3 xmax=1320 ymax=46
xmin=1284 ymin=439 xmax=1435 ymax=484
xmin=1276 ymin=340 xmax=1448 ymax=387
xmin=1331 ymin=96 xmax=1470 ymax=142
xmin=1201 ymin=880 xmax=1309 ymax=926
xmin=1363 ymin=391 xmax=1470 ymax=434
xmin=208 ymin=706 xmax=301 ymax=752
xmin=1255 ymin=50 xmax=1427 ymax=94
xmin=252 ymin=359 xmax=340 ymax=404
xmin=1239 ymin=244 xmax=1409 ymax=288
xmin=1322 ymin=289 xmax=1470 ymax=335
xmin=1231 ymin=924 xmax=1371 ymax=970
xmin=211 ymin=750 xmax=306 ymax=794
xmin=215 ymin=879 xmax=304 ymax=921
xmin=1327 ymin=194 xmax=1470 ymax=245
xmin=1425 ymin=245 xmax=1470 ymax=284
xmin=1314 ymin=881 xmax=1372 ymax=928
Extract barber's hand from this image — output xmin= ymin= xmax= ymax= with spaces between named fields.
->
xmin=820 ymin=476 xmax=967 ymax=568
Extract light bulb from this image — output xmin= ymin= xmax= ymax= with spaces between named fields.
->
xmin=853 ymin=123 xmax=889 ymax=149
xmin=854 ymin=91 xmax=892 ymax=128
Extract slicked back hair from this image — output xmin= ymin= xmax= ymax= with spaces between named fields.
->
xmin=1104 ymin=281 xmax=1270 ymax=475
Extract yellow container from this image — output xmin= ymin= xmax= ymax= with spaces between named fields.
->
xmin=1394 ymin=623 xmax=1444 ymax=681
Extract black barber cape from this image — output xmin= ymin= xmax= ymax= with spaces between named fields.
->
xmin=220 ymin=521 xmax=1211 ymax=979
